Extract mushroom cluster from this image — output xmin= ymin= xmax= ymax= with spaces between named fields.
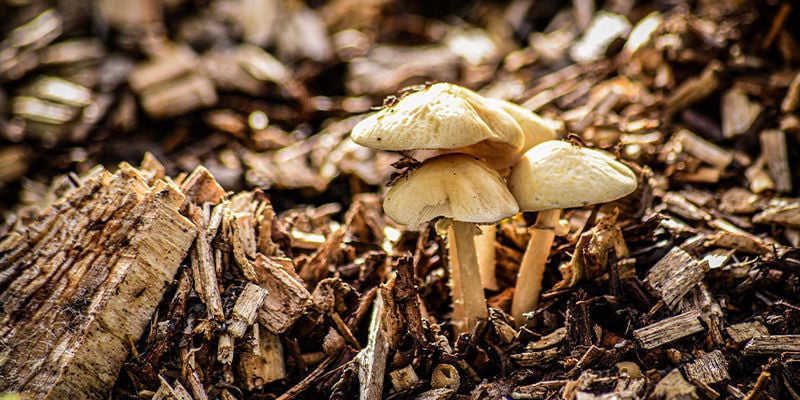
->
xmin=351 ymin=82 xmax=637 ymax=333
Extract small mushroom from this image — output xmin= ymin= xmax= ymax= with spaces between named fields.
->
xmin=350 ymin=82 xmax=525 ymax=170
xmin=507 ymin=140 xmax=637 ymax=326
xmin=473 ymin=98 xmax=558 ymax=290
xmin=383 ymin=154 xmax=519 ymax=333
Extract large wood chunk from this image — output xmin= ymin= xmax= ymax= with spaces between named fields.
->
xmin=0 ymin=165 xmax=197 ymax=399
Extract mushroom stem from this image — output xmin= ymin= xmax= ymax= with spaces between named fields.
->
xmin=475 ymin=224 xmax=499 ymax=291
xmin=447 ymin=220 xmax=488 ymax=334
xmin=511 ymin=209 xmax=561 ymax=326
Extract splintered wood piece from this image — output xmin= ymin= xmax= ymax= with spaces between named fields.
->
xmin=759 ymin=130 xmax=792 ymax=193
xmin=753 ymin=202 xmax=800 ymax=228
xmin=355 ymin=281 xmax=392 ymax=400
xmin=633 ymin=310 xmax=705 ymax=349
xmin=255 ymin=254 xmax=310 ymax=333
xmin=652 ymin=369 xmax=698 ymax=400
xmin=683 ymin=350 xmax=730 ymax=385
xmin=726 ymin=321 xmax=769 ymax=343
xmin=744 ymin=335 xmax=800 ymax=355
xmin=0 ymin=166 xmax=196 ymax=399
xmin=679 ymin=283 xmax=725 ymax=346
xmin=188 ymin=202 xmax=226 ymax=322
xmin=644 ymin=247 xmax=707 ymax=308
xmin=228 ymin=282 xmax=269 ymax=338
xmin=238 ymin=324 xmax=286 ymax=390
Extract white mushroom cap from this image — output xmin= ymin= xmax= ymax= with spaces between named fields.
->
xmin=508 ymin=140 xmax=637 ymax=211
xmin=383 ymin=154 xmax=519 ymax=226
xmin=485 ymin=98 xmax=557 ymax=152
xmin=351 ymin=83 xmax=524 ymax=154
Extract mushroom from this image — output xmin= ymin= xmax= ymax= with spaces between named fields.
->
xmin=350 ymin=82 xmax=525 ymax=170
xmin=507 ymin=140 xmax=637 ymax=326
xmin=383 ymin=154 xmax=519 ymax=333
xmin=473 ymin=98 xmax=558 ymax=290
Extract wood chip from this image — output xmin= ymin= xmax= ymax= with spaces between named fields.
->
xmin=644 ymin=247 xmax=707 ymax=308
xmin=683 ymin=350 xmax=729 ymax=385
xmin=238 ymin=324 xmax=286 ymax=390
xmin=670 ymin=129 xmax=733 ymax=170
xmin=228 ymin=282 xmax=269 ymax=338
xmin=664 ymin=61 xmax=722 ymax=118
xmin=633 ymin=310 xmax=705 ymax=349
xmin=759 ymin=130 xmax=792 ymax=193
xmin=355 ymin=281 xmax=392 ymax=400
xmin=753 ymin=201 xmax=800 ymax=228
xmin=0 ymin=165 xmax=197 ymax=399
xmin=744 ymin=335 xmax=800 ymax=356
xmin=255 ymin=254 xmax=311 ymax=333
xmin=721 ymin=88 xmax=761 ymax=138
xmin=652 ymin=369 xmax=698 ymax=400
xmin=726 ymin=321 xmax=769 ymax=343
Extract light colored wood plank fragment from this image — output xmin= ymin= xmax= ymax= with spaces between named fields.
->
xmin=0 ymin=166 xmax=196 ymax=400
xmin=633 ymin=310 xmax=705 ymax=349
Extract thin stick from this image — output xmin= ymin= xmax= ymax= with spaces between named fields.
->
xmin=511 ymin=209 xmax=561 ymax=326
xmin=448 ymin=220 xmax=488 ymax=334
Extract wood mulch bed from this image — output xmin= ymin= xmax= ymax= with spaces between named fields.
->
xmin=1 ymin=0 xmax=799 ymax=399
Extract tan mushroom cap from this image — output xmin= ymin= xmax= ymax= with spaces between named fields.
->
xmin=383 ymin=154 xmax=519 ymax=227
xmin=508 ymin=140 xmax=637 ymax=211
xmin=485 ymin=98 xmax=557 ymax=152
xmin=351 ymin=83 xmax=524 ymax=155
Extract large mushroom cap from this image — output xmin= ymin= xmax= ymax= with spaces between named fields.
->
xmin=351 ymin=83 xmax=524 ymax=154
xmin=508 ymin=140 xmax=637 ymax=211
xmin=384 ymin=154 xmax=519 ymax=227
